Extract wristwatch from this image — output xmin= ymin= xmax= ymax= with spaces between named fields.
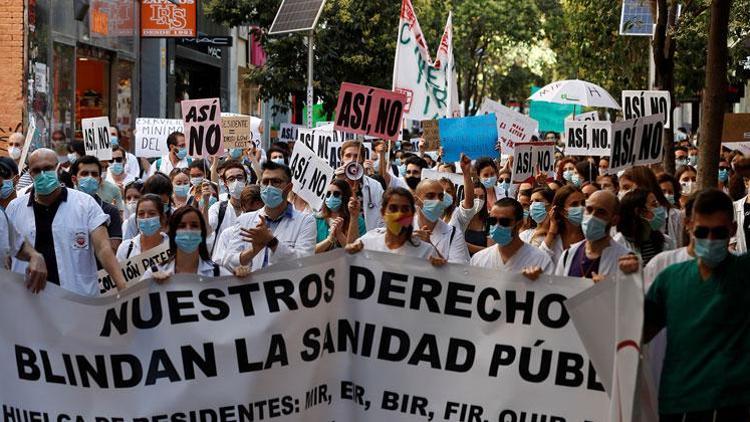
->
xmin=268 ymin=237 xmax=279 ymax=249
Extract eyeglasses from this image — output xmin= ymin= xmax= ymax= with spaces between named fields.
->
xmin=487 ymin=217 xmax=514 ymax=227
xmin=693 ymin=226 xmax=730 ymax=240
xmin=325 ymin=191 xmax=342 ymax=198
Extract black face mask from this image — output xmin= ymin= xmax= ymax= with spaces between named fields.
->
xmin=405 ymin=177 xmax=420 ymax=190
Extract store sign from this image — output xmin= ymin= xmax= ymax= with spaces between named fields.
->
xmin=140 ymin=0 xmax=197 ymax=38
xmin=177 ymin=37 xmax=224 ymax=59
xmin=90 ymin=7 xmax=109 ymax=36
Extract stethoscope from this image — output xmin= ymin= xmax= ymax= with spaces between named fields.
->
xmin=363 ymin=182 xmax=375 ymax=209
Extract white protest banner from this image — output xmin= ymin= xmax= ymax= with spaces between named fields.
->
xmin=221 ymin=115 xmax=252 ymax=150
xmin=181 ymin=98 xmax=223 ymax=157
xmin=289 ymin=142 xmax=335 ymax=211
xmin=297 ymin=128 xmax=371 ymax=169
xmin=512 ymin=141 xmax=556 ymax=183
xmin=0 ymin=251 xmax=613 ymax=421
xmin=393 ymin=0 xmax=460 ymax=120
xmin=135 ymin=118 xmax=184 ymax=158
xmin=622 ymin=90 xmax=671 ymax=129
xmin=97 ymin=243 xmax=171 ymax=296
xmin=422 ymin=168 xmax=465 ymax=202
xmin=607 ymin=114 xmax=665 ymax=175
xmin=478 ymin=98 xmax=538 ymax=155
xmin=570 ymin=111 xmax=599 ymax=122
xmin=81 ymin=116 xmax=112 ymax=161
xmin=18 ymin=118 xmax=36 ymax=173
xmin=563 ymin=120 xmax=612 ymax=157
xmin=280 ymin=123 xmax=303 ymax=143
xmin=334 ymin=82 xmax=406 ymax=141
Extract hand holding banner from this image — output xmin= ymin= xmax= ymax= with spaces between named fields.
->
xmin=334 ymin=82 xmax=406 ymax=141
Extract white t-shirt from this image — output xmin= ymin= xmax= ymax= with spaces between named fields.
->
xmin=116 ymin=233 xmax=169 ymax=261
xmin=448 ymin=198 xmax=484 ymax=233
xmin=359 ymin=228 xmax=436 ymax=259
xmin=470 ymin=243 xmax=554 ymax=274
xmin=208 ymin=200 xmax=241 ymax=238
xmin=148 ymin=154 xmax=190 ymax=176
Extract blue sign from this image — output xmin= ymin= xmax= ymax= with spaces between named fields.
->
xmin=439 ymin=114 xmax=498 ymax=162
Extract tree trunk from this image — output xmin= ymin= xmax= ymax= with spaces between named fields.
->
xmin=652 ymin=0 xmax=678 ymax=174
xmin=698 ymin=0 xmax=731 ymax=189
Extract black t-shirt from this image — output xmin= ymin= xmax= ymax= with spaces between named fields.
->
xmin=743 ymin=202 xmax=750 ymax=250
xmin=95 ymin=195 xmax=123 ymax=240
xmin=31 ymin=188 xmax=67 ymax=285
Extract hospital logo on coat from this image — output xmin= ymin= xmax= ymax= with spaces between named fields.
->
xmin=73 ymin=232 xmax=88 ymax=249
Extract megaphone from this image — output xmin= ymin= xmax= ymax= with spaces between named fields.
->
xmin=345 ymin=161 xmax=364 ymax=181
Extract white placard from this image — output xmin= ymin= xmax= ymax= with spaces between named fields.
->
xmin=563 ymin=121 xmax=612 ymax=157
xmin=135 ymin=118 xmax=184 ymax=158
xmin=621 ymin=90 xmax=671 ymax=129
xmin=289 ymin=141 xmax=335 ymax=211
xmin=511 ymin=141 xmax=556 ymax=183
xmin=478 ymin=98 xmax=538 ymax=155
xmin=81 ymin=116 xmax=112 ymax=161
xmin=607 ymin=114 xmax=665 ymax=174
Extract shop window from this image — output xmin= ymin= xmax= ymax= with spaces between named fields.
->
xmin=115 ymin=60 xmax=134 ymax=146
xmin=76 ymin=49 xmax=111 ymax=138
xmin=52 ymin=43 xmax=76 ymax=140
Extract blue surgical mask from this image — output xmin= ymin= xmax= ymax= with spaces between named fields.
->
xmin=570 ymin=173 xmax=582 ymax=187
xmin=190 ymin=177 xmax=204 ymax=186
xmin=442 ymin=193 xmax=453 ymax=209
xmin=490 ymin=224 xmax=513 ymax=247
xmin=325 ymin=196 xmax=342 ymax=211
xmin=499 ymin=180 xmax=511 ymax=191
xmin=394 ymin=158 xmax=402 ymax=167
xmin=67 ymin=153 xmax=78 ymax=164
xmin=110 ymin=162 xmax=124 ymax=175
xmin=563 ymin=170 xmax=574 ymax=182
xmin=648 ymin=206 xmax=667 ymax=231
xmin=675 ymin=158 xmax=688 ymax=168
xmin=718 ymin=168 xmax=729 ymax=182
xmin=530 ymin=201 xmax=548 ymax=224
xmin=261 ymin=185 xmax=285 ymax=208
xmin=581 ymin=214 xmax=608 ymax=241
xmin=665 ymin=194 xmax=675 ymax=205
xmin=688 ymin=156 xmax=698 ymax=166
xmin=398 ymin=164 xmax=407 ymax=177
xmin=230 ymin=148 xmax=243 ymax=159
xmin=110 ymin=136 xmax=119 ymax=147
xmin=395 ymin=141 xmax=402 ymax=150
xmin=164 ymin=203 xmax=171 ymax=214
xmin=421 ymin=199 xmax=446 ymax=222
xmin=566 ymin=206 xmax=584 ymax=226
xmin=33 ymin=170 xmax=60 ymax=196
xmin=481 ymin=176 xmax=497 ymax=189
xmin=523 ymin=209 xmax=529 ymax=220
xmin=272 ymin=158 xmax=286 ymax=165
xmin=174 ymin=229 xmax=202 ymax=253
xmin=0 ymin=180 xmax=13 ymax=199
xmin=176 ymin=147 xmax=188 ymax=160
xmin=694 ymin=238 xmax=728 ymax=268
xmin=174 ymin=184 xmax=190 ymax=198
xmin=138 ymin=217 xmax=162 ymax=237
xmin=198 ymin=196 xmax=218 ymax=209
xmin=77 ymin=176 xmax=100 ymax=196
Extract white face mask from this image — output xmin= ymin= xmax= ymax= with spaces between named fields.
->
xmin=125 ymin=200 xmax=137 ymax=214
xmin=8 ymin=147 xmax=21 ymax=160
xmin=617 ymin=189 xmax=631 ymax=200
xmin=228 ymin=180 xmax=246 ymax=199
xmin=680 ymin=180 xmax=695 ymax=195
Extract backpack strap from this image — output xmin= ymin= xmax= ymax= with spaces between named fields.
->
xmin=209 ymin=201 xmax=229 ymax=256
xmin=448 ymin=225 xmax=456 ymax=247
xmin=562 ymin=248 xmax=571 ymax=268
xmin=126 ymin=240 xmax=135 ymax=259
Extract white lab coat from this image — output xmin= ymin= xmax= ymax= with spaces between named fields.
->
xmin=116 ymin=233 xmax=169 ymax=261
xmin=554 ymin=238 xmax=632 ymax=279
xmin=221 ymin=204 xmax=316 ymax=271
xmin=143 ymin=258 xmax=231 ymax=279
xmin=661 ymin=207 xmax=683 ymax=249
xmin=470 ymin=243 xmax=554 ymax=274
xmin=359 ymin=228 xmax=436 ymax=259
xmin=361 ymin=176 xmax=384 ymax=231
xmin=448 ymin=199 xmax=484 ymax=233
xmin=413 ymin=215 xmax=470 ymax=264
xmin=148 ymin=154 xmax=190 ymax=176
xmin=125 ymin=151 xmax=140 ymax=179
xmin=733 ymin=196 xmax=748 ymax=254
xmin=7 ymin=188 xmax=109 ymax=297
xmin=0 ymin=209 xmax=23 ymax=265
xmin=208 ymin=199 xmax=241 ymax=239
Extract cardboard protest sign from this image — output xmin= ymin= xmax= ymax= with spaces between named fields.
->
xmin=622 ymin=90 xmax=671 ymax=129
xmin=572 ymin=111 xmax=599 ymax=122
xmin=564 ymin=121 xmax=612 ymax=157
xmin=97 ymin=243 xmax=170 ymax=296
xmin=0 ymin=252 xmax=613 ymax=421
xmin=478 ymin=98 xmax=538 ymax=154
xmin=297 ymin=128 xmax=371 ymax=169
xmin=721 ymin=113 xmax=750 ymax=142
xmin=512 ymin=141 xmax=556 ymax=183
xmin=439 ymin=114 xmax=498 ymax=163
xmin=334 ymin=83 xmax=406 ymax=141
xmin=181 ymin=98 xmax=223 ymax=157
xmin=279 ymin=123 xmax=302 ymax=143
xmin=289 ymin=142 xmax=335 ymax=211
xmin=422 ymin=168 xmax=465 ymax=202
xmin=81 ymin=116 xmax=112 ymax=161
xmin=607 ymin=114 xmax=665 ymax=174
xmin=222 ymin=115 xmax=252 ymax=150
xmin=421 ymin=120 xmax=440 ymax=151
xmin=135 ymin=118 xmax=184 ymax=158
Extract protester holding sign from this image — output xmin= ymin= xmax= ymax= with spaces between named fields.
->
xmin=554 ymin=191 xmax=633 ymax=282
xmin=315 ymin=179 xmax=365 ymax=253
xmin=541 ymin=185 xmax=585 ymax=263
xmin=148 ymin=131 xmax=191 ymax=176
xmin=347 ymin=187 xmax=446 ymax=267
xmin=412 ymin=179 xmax=470 ymax=263
xmin=470 ymin=197 xmax=553 ymax=278
xmin=220 ymin=161 xmax=316 ymax=271
xmin=116 ymin=194 xmax=169 ymax=262
xmin=342 ymin=141 xmax=384 ymax=231
xmin=144 ymin=206 xmax=232 ymax=282
xmin=7 ymin=149 xmax=126 ymax=296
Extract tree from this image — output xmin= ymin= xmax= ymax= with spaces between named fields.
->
xmin=698 ymin=0 xmax=732 ymax=189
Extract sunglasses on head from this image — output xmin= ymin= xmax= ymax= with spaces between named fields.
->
xmin=487 ymin=217 xmax=514 ymax=227
xmin=325 ymin=191 xmax=342 ymax=198
xmin=693 ymin=226 xmax=730 ymax=240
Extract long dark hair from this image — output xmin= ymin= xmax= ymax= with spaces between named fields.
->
xmin=381 ymin=187 xmax=418 ymax=246
xmin=551 ymin=185 xmax=582 ymax=238
xmin=167 ymin=206 xmax=212 ymax=262
xmin=473 ymin=180 xmax=489 ymax=234
xmin=622 ymin=166 xmax=669 ymax=208
xmin=320 ymin=179 xmax=353 ymax=227
xmin=617 ymin=188 xmax=665 ymax=251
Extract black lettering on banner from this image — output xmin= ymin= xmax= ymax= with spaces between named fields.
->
xmin=519 ymin=340 xmax=552 ymax=383
xmin=96 ymin=126 xmax=110 ymax=150
xmin=199 ymin=289 xmax=230 ymax=321
xmin=168 ymin=290 xmax=200 ymax=325
xmin=592 ymin=128 xmax=608 ymax=149
xmin=83 ymin=128 xmax=96 ymax=152
xmin=263 ymin=279 xmax=298 ymax=313
xmin=554 ymin=351 xmax=584 ymax=387
xmin=236 ymin=334 xmax=289 ymax=372
xmin=350 ymin=265 xmax=375 ymax=300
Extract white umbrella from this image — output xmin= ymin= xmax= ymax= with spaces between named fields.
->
xmin=529 ymin=79 xmax=621 ymax=110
